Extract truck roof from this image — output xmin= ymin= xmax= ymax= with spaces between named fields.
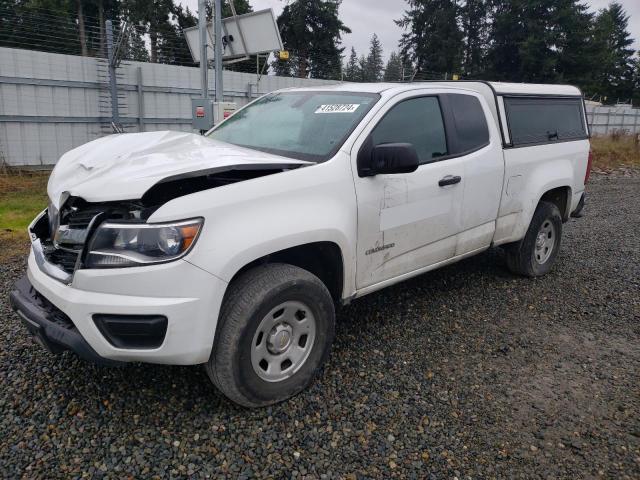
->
xmin=283 ymin=81 xmax=583 ymax=98
xmin=280 ymin=81 xmax=583 ymax=132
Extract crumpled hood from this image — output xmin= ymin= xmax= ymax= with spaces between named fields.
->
xmin=47 ymin=131 xmax=309 ymax=207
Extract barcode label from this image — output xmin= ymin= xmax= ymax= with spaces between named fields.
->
xmin=314 ymin=104 xmax=360 ymax=114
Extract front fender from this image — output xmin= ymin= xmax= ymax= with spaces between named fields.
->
xmin=149 ymin=152 xmax=358 ymax=297
xmin=212 ymin=228 xmax=351 ymax=283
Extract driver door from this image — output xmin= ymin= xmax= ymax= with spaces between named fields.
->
xmin=352 ymin=93 xmax=465 ymax=290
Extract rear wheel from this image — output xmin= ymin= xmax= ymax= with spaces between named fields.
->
xmin=505 ymin=201 xmax=563 ymax=277
xmin=207 ymin=263 xmax=335 ymax=407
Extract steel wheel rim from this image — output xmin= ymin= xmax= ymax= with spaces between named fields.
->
xmin=534 ymin=219 xmax=556 ymax=265
xmin=250 ymin=300 xmax=317 ymax=383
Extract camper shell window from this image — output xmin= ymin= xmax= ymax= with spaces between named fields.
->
xmin=504 ymin=97 xmax=587 ymax=147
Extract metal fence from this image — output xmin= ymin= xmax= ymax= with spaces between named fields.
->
xmin=0 ymin=46 xmax=339 ymax=167
xmin=585 ymin=104 xmax=640 ymax=136
xmin=2 ymin=45 xmax=640 ymax=167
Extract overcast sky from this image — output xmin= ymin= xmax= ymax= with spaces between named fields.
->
xmin=181 ymin=0 xmax=640 ymax=62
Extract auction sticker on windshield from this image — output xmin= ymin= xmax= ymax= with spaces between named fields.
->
xmin=315 ymin=104 xmax=360 ymax=114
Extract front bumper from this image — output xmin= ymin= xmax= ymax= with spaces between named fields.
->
xmin=10 ymin=275 xmax=120 ymax=366
xmin=11 ymin=249 xmax=228 ymax=365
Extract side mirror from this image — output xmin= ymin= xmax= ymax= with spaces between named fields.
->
xmin=358 ymin=142 xmax=419 ymax=177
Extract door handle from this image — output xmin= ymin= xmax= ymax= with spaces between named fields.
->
xmin=438 ymin=175 xmax=462 ymax=187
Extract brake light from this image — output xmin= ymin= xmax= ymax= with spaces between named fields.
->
xmin=585 ymin=149 xmax=593 ymax=184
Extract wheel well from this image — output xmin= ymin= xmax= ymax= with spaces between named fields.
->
xmin=540 ymin=187 xmax=571 ymax=221
xmin=229 ymin=242 xmax=344 ymax=303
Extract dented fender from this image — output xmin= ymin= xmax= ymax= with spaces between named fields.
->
xmin=496 ymin=139 xmax=588 ymax=244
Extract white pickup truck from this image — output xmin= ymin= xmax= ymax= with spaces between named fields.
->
xmin=11 ymin=81 xmax=591 ymax=407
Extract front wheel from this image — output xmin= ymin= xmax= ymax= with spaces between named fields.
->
xmin=206 ymin=263 xmax=335 ymax=407
xmin=505 ymin=201 xmax=563 ymax=277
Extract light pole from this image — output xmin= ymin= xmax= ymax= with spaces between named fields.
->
xmin=214 ymin=0 xmax=224 ymax=102
xmin=198 ymin=0 xmax=208 ymax=99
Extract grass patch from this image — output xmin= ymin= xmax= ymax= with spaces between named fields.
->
xmin=590 ymin=134 xmax=640 ymax=171
xmin=0 ymin=173 xmax=49 ymax=260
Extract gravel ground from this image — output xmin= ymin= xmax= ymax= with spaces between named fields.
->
xmin=1 ymin=175 xmax=639 ymax=479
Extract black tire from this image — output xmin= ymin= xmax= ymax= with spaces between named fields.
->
xmin=505 ymin=201 xmax=563 ymax=277
xmin=206 ymin=263 xmax=335 ymax=408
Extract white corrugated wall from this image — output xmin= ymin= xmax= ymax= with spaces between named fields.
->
xmin=0 ymin=47 xmax=340 ymax=167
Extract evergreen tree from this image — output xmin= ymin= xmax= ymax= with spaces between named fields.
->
xmin=384 ymin=51 xmax=404 ymax=81
xmin=483 ymin=0 xmax=634 ymax=100
xmin=155 ymin=3 xmax=197 ymax=66
xmin=223 ymin=0 xmax=251 ymax=17
xmin=204 ymin=0 xmax=253 ymax=20
xmin=485 ymin=0 xmax=604 ymax=87
xmin=2 ymin=0 xmax=638 ymax=98
xmin=634 ymin=57 xmax=640 ymax=106
xmin=365 ymin=33 xmax=384 ymax=81
xmin=0 ymin=0 xmax=88 ymax=55
xmin=272 ymin=0 xmax=350 ymax=79
xmin=591 ymin=2 xmax=636 ymax=102
xmin=344 ymin=47 xmax=361 ymax=82
xmin=460 ymin=0 xmax=488 ymax=77
xmin=358 ymin=54 xmax=368 ymax=82
xmin=486 ymin=0 xmax=560 ymax=82
xmin=519 ymin=0 xmax=563 ymax=82
xmin=484 ymin=0 xmax=525 ymax=81
xmin=554 ymin=0 xmax=596 ymax=89
xmin=0 ymin=0 xmax=122 ymax=57
xmin=396 ymin=0 xmax=463 ymax=75
xmin=121 ymin=0 xmax=176 ymax=63
xmin=123 ymin=28 xmax=150 ymax=62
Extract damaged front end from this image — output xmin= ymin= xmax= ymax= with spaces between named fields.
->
xmin=33 ymin=163 xmax=304 ymax=283
xmin=30 ymin=197 xmax=154 ymax=283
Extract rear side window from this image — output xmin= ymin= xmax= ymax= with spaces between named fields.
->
xmin=446 ymin=94 xmax=490 ymax=153
xmin=504 ymin=97 xmax=586 ymax=146
xmin=370 ymin=96 xmax=448 ymax=164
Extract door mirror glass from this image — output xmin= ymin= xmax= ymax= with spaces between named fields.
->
xmin=366 ymin=143 xmax=419 ymax=176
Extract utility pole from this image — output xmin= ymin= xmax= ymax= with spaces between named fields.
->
xmin=198 ymin=0 xmax=208 ymax=99
xmin=214 ymin=0 xmax=223 ymax=102
xmin=193 ymin=0 xmax=229 ymax=132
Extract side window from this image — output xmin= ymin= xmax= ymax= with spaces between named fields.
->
xmin=447 ymin=94 xmax=490 ymax=153
xmin=371 ymin=97 xmax=448 ymax=165
xmin=505 ymin=97 xmax=587 ymax=146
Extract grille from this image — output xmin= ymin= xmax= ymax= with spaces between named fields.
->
xmin=66 ymin=206 xmax=107 ymax=228
xmin=44 ymin=205 xmax=108 ymax=273
xmin=46 ymin=247 xmax=79 ymax=273
xmin=35 ymin=199 xmax=139 ymax=277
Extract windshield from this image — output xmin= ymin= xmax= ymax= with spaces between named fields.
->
xmin=207 ymin=91 xmax=380 ymax=162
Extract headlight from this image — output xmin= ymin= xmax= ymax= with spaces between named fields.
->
xmin=85 ymin=218 xmax=203 ymax=268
